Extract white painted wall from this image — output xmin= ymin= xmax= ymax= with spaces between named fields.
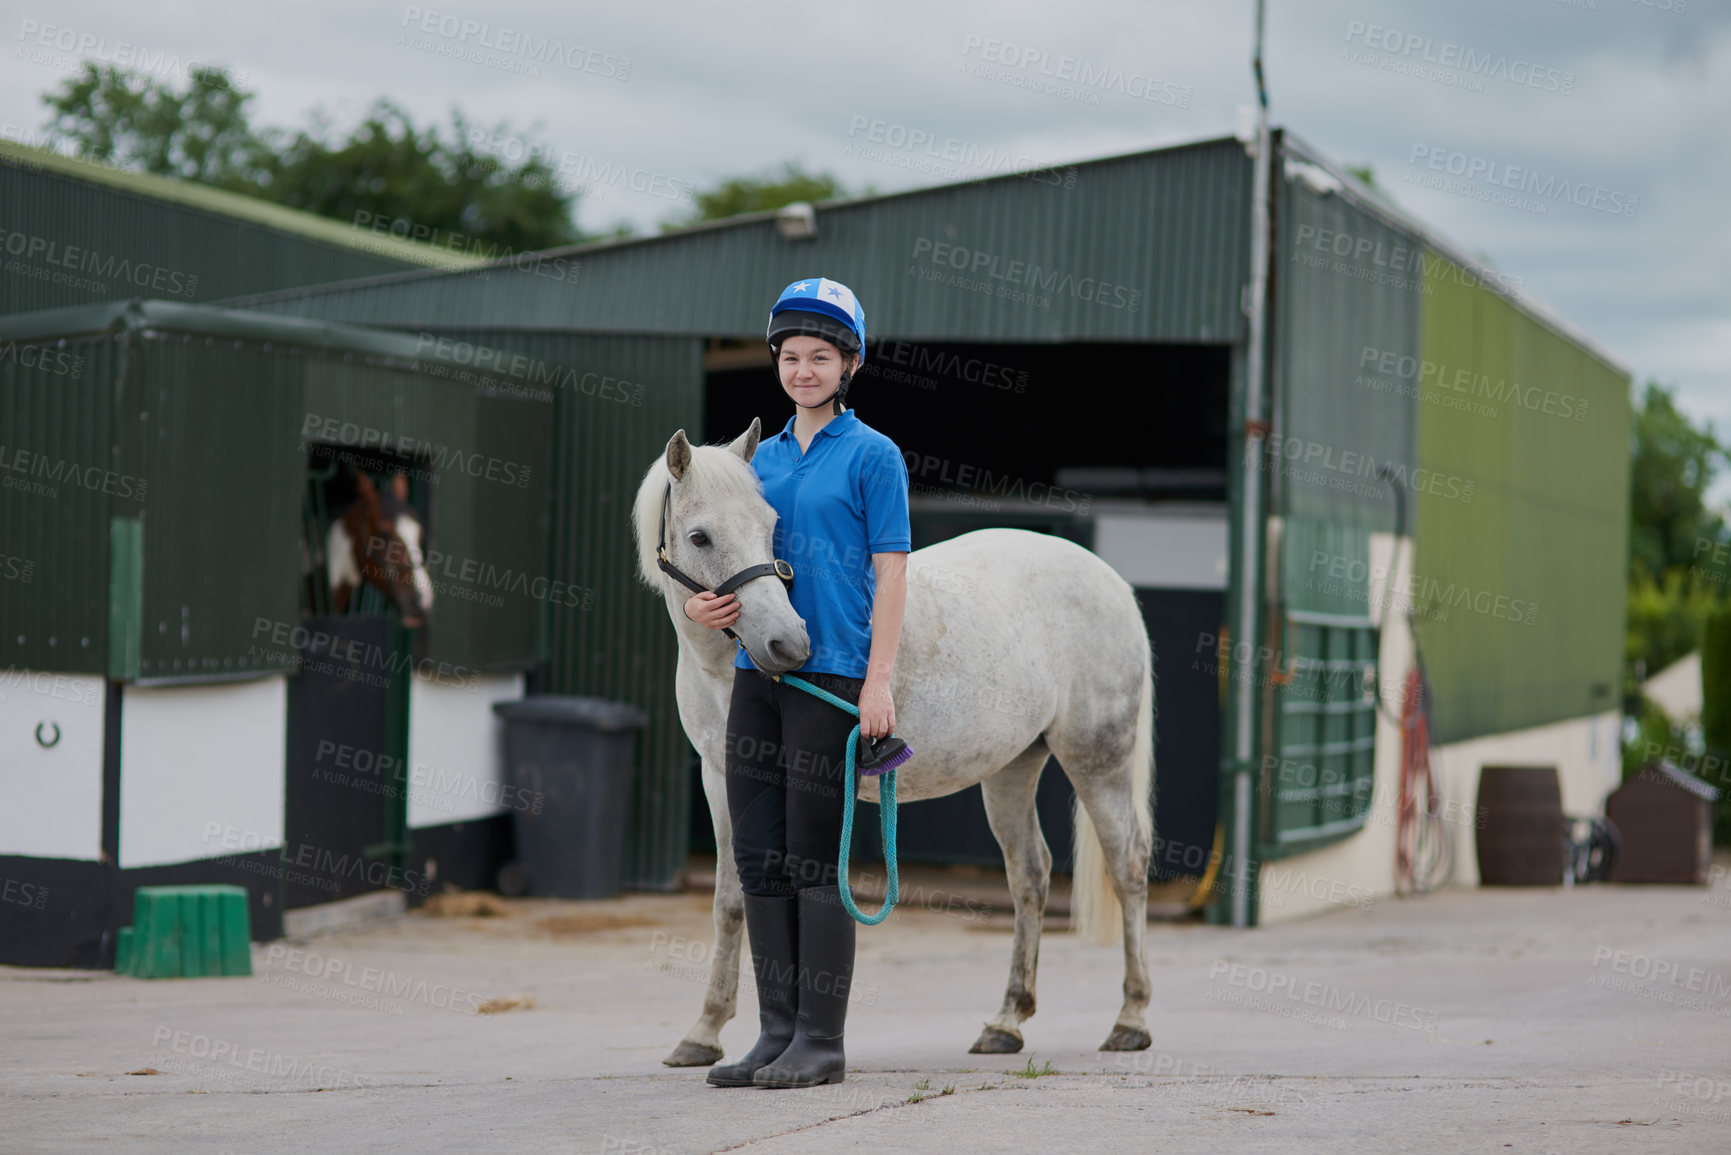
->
xmin=405 ymin=672 xmax=524 ymax=828
xmin=1259 ymin=532 xmax=1624 ymax=922
xmin=1091 ymin=511 xmax=1228 ymax=590
xmin=118 ymin=677 xmax=287 ymax=868
xmin=0 ymin=671 xmax=105 ymax=860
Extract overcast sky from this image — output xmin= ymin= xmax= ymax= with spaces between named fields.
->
xmin=3 ymin=0 xmax=1725 ymax=480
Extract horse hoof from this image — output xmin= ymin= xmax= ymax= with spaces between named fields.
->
xmin=968 ymin=1027 xmax=1024 ymax=1054
xmin=662 ymin=1041 xmax=725 ymax=1067
xmin=1098 ymin=1025 xmax=1152 ymax=1052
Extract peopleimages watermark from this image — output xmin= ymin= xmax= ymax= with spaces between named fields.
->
xmin=844 ymin=116 xmax=1076 ymax=188
xmin=1629 ymin=742 xmax=1730 ymax=792
xmin=202 ymin=822 xmax=433 ymax=898
xmin=1305 ymin=549 xmax=1540 ymax=627
xmin=410 ymin=334 xmax=645 ymax=406
xmin=361 ymin=534 xmax=598 ymax=612
xmin=856 ymin=338 xmax=1028 ymax=394
xmin=0 ymin=668 xmax=98 ymax=708
xmin=313 ymin=738 xmax=544 ymax=817
xmin=1341 ymin=21 xmax=1575 ymax=96
xmin=1405 ymin=144 xmax=1637 ymax=220
xmin=644 ymin=929 xmax=882 ymax=1005
xmin=1112 ymin=1051 xmax=1311 ymax=1113
xmin=0 ymin=224 xmax=199 ymax=299
xmin=1290 ymin=223 xmax=1526 ymax=301
xmin=0 ymin=551 xmax=35 ymax=584
xmin=908 ymin=236 xmax=1143 ymax=312
xmin=1656 ymin=1069 xmax=1731 ymax=1125
xmin=0 ymin=339 xmax=83 ymax=379
xmin=397 ymin=7 xmax=630 ymax=81
xmin=1355 ymin=344 xmax=1586 ymax=423
xmin=1209 ymin=959 xmax=1439 ymax=1032
xmin=0 ymin=442 xmax=147 ymax=502
xmin=463 ymin=129 xmax=695 ymax=205
xmin=900 ymin=450 xmax=1091 ymax=513
xmin=1260 ymin=755 xmax=1488 ymax=834
xmin=149 ymin=1026 xmax=370 ymax=1090
xmin=1249 ymin=434 xmax=1476 ymax=504
xmin=1588 ymin=946 xmax=1731 ymax=1016
xmin=14 ymin=19 xmax=250 ymax=86
xmin=299 ymin=413 xmax=535 ymax=488
xmin=262 ymin=944 xmax=487 ymax=1015
xmin=2 ymin=875 xmax=48 ymax=911
xmin=1190 ymin=630 xmax=1419 ymax=710
xmin=249 ymin=617 xmax=481 ymax=691
xmin=957 ymin=35 xmax=1193 ymax=110
xmin=1689 ymin=539 xmax=1731 ymax=590
xmin=348 ymin=211 xmax=582 ymax=287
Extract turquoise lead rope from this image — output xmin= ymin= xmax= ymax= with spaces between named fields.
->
xmin=776 ymin=673 xmax=899 ymax=925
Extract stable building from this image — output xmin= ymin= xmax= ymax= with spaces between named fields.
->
xmin=0 ymin=127 xmax=1630 ymax=963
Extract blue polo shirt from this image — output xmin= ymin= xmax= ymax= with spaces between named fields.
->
xmin=735 ymin=410 xmax=911 ymax=678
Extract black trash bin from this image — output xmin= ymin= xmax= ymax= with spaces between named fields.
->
xmin=492 ymin=696 xmax=648 ymax=900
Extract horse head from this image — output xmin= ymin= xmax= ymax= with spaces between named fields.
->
xmin=348 ymin=472 xmax=435 ymax=627
xmin=635 ymin=419 xmax=810 ymax=674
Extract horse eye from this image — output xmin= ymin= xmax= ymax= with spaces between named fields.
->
xmin=688 ymin=530 xmax=710 ymax=548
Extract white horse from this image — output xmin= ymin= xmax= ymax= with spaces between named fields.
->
xmin=635 ymin=421 xmax=1155 ymax=1063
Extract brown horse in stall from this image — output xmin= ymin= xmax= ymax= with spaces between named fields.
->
xmin=326 ymin=472 xmax=435 ymax=626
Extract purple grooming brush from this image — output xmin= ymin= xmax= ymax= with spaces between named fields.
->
xmin=855 ymin=734 xmax=913 ymax=777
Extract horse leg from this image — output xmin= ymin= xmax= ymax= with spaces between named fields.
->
xmin=1053 ymin=745 xmax=1154 ymax=1052
xmin=969 ymin=741 xmax=1054 ymax=1054
xmin=662 ymin=754 xmax=743 ymax=1066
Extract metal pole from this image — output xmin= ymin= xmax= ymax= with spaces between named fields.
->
xmin=1232 ymin=0 xmax=1272 ymax=929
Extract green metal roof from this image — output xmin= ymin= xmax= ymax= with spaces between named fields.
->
xmin=0 ymin=139 xmax=486 ymax=270
xmin=222 ymin=136 xmax=1255 ymax=345
xmin=0 ymin=297 xmax=469 ymax=360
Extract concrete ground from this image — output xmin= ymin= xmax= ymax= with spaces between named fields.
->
xmin=5 ymin=864 xmax=1731 ymax=1154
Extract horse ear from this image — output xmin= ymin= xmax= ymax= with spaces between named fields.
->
xmin=665 ymin=430 xmax=692 ymax=481
xmin=729 ymin=418 xmax=761 ymax=464
xmin=355 ymin=472 xmax=379 ymax=502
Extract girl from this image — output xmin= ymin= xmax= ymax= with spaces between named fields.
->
xmin=686 ymin=278 xmax=909 ymax=1089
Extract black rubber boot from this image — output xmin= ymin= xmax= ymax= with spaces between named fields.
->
xmin=754 ymin=885 xmax=855 ymax=1088
xmin=707 ymin=894 xmax=798 ymax=1087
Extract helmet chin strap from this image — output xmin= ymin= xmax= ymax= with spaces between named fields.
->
xmin=787 ymin=359 xmax=856 ymax=416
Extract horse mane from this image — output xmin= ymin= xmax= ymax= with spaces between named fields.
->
xmin=631 ymin=442 xmax=765 ymax=588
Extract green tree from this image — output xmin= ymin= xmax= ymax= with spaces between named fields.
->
xmin=1628 ymin=381 xmax=1727 ymax=580
xmin=258 ymin=103 xmax=579 ymax=254
xmin=42 ymin=63 xmax=260 ymax=186
xmin=672 ymin=162 xmax=855 ymax=228
xmin=39 ymin=63 xmax=581 ymax=252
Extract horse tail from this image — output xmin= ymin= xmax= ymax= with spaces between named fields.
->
xmin=1071 ymin=624 xmax=1155 ymax=946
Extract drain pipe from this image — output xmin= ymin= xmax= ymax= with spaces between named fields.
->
xmin=1231 ymin=0 xmax=1273 ymax=929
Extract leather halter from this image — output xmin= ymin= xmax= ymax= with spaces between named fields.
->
xmin=656 ymin=482 xmax=792 ymax=641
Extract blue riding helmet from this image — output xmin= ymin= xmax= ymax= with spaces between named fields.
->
xmin=766 ymin=277 xmax=867 ymax=363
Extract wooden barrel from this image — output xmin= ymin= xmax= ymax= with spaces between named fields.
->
xmin=1475 ymin=766 xmax=1565 ymax=885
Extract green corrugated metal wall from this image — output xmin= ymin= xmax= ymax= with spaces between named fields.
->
xmin=226 ymin=139 xmax=1253 ymax=346
xmin=0 ymin=332 xmax=122 ymax=674
xmin=1414 ymin=254 xmax=1629 ymax=743
xmin=1275 ymin=171 xmax=1421 ymax=542
xmin=133 ymin=335 xmax=303 ymax=680
xmin=432 ymin=329 xmax=704 ymax=889
xmin=0 ymin=148 xmax=468 ymax=318
xmin=0 ymin=303 xmax=550 ymax=681
xmin=1264 ymin=159 xmax=1424 ymax=856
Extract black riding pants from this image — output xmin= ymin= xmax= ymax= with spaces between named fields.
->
xmin=725 ymin=668 xmax=863 ymax=898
